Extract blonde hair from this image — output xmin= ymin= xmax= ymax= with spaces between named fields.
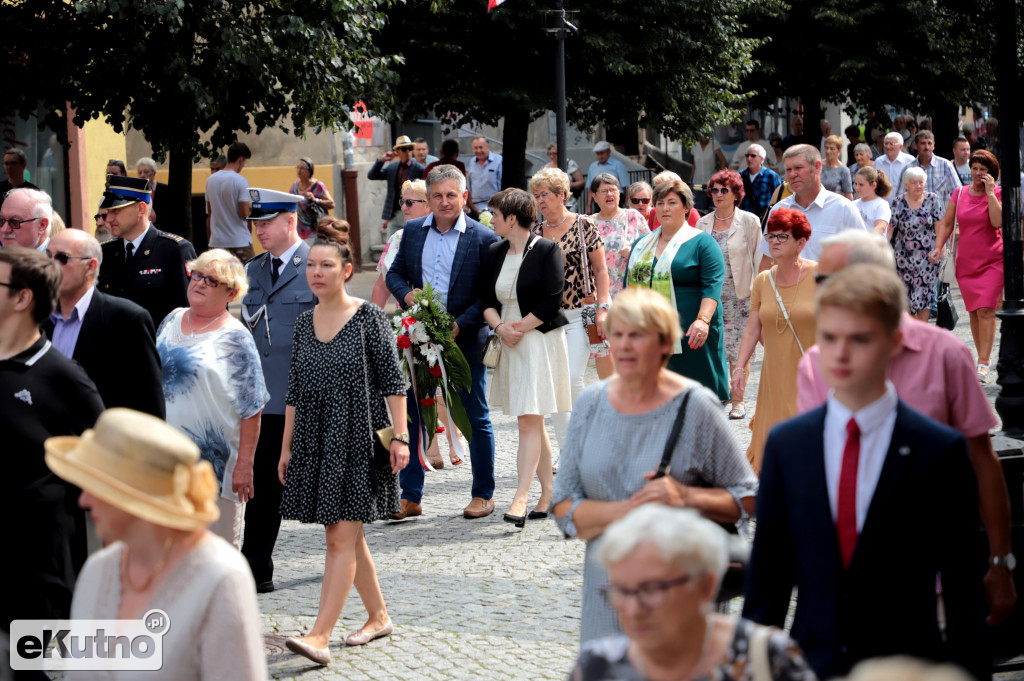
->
xmin=815 ymin=263 xmax=905 ymax=333
xmin=401 ymin=179 xmax=427 ymax=200
xmin=49 ymin=210 xmax=66 ymax=237
xmin=824 ymin=134 xmax=844 ymax=152
xmin=652 ymin=170 xmax=683 ymax=186
xmin=528 ymin=167 xmax=571 ymax=198
xmin=188 ymin=249 xmax=249 ymax=296
xmin=606 ymin=287 xmax=682 ymax=365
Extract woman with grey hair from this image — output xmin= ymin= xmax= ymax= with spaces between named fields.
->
xmin=847 ymin=142 xmax=874 ymax=184
xmin=889 ymin=166 xmax=944 ymax=320
xmin=136 ymin=156 xmax=165 ymax=225
xmin=568 ymin=505 xmax=814 ymax=681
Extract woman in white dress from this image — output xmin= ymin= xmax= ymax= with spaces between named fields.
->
xmin=851 ymin=166 xmax=892 ymax=235
xmin=481 ymin=188 xmax=571 ymax=526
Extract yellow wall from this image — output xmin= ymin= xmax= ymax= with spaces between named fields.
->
xmin=82 ymin=120 xmax=127 ymax=234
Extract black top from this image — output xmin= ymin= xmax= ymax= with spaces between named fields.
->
xmin=97 ymin=225 xmax=197 ymax=328
xmin=42 ymin=290 xmax=165 ymax=418
xmin=480 ymin=236 xmax=568 ymax=333
xmin=0 ymin=336 xmax=104 ymax=626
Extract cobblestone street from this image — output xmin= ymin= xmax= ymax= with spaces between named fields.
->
xmin=257 ymin=273 xmax=1006 ymax=680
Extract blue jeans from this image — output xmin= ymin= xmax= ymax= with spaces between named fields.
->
xmin=399 ymin=362 xmax=495 ymax=503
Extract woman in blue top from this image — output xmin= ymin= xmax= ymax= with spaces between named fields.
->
xmin=625 ymin=178 xmax=729 ymax=400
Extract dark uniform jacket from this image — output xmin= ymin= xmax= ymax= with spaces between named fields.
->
xmin=97 ymin=224 xmax=197 ymax=328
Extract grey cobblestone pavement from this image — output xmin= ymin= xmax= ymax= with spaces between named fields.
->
xmin=256 ymin=273 xmax=1008 ymax=679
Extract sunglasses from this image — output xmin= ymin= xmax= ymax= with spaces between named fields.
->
xmin=190 ymin=271 xmax=223 ymax=287
xmin=814 ymin=273 xmax=829 ymax=285
xmin=765 ymin=233 xmax=792 ymax=242
xmin=397 ymin=147 xmax=414 ymax=152
xmin=0 ymin=216 xmax=42 ymax=230
xmin=401 ymin=199 xmax=427 ymax=207
xmin=708 ymin=187 xmax=731 ymax=196
xmin=630 ymin=197 xmax=651 ymax=205
xmin=744 ymin=153 xmax=760 ymax=158
xmin=48 ymin=251 xmax=93 ymax=265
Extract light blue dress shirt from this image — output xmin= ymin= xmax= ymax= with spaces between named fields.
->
xmin=421 ymin=212 xmax=466 ymax=304
xmin=49 ymin=285 xmax=95 ymax=358
xmin=586 ymin=158 xmax=630 ymax=190
xmin=468 ymin=152 xmax=503 ymax=211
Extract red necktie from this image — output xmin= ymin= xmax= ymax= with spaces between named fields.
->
xmin=837 ymin=417 xmax=860 ymax=569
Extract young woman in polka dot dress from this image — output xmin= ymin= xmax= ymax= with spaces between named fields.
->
xmin=279 ymin=224 xmax=410 ymax=664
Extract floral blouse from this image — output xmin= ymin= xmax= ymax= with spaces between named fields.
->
xmin=536 ymin=215 xmax=604 ymax=310
xmin=590 ymin=208 xmax=650 ymax=297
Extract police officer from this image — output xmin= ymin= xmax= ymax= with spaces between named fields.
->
xmin=97 ymin=175 xmax=197 ymax=327
xmin=240 ymin=188 xmax=315 ymax=593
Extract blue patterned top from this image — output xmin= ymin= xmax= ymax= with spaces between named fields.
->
xmin=158 ymin=309 xmax=269 ymax=502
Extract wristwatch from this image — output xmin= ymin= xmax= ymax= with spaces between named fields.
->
xmin=392 ymin=433 xmax=410 ymax=445
xmin=697 ymin=314 xmax=710 ymax=324
xmin=991 ymin=554 xmax=1017 ymax=570
xmin=596 ymin=303 xmax=610 ymax=310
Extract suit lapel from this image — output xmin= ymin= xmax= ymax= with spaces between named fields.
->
xmin=270 ymin=242 xmax=310 ymax=294
xmin=74 ymin=291 xmax=106 ymax=361
xmin=132 ymin=227 xmax=158 ymax=262
xmin=804 ymin=408 xmax=843 ymax=564
xmin=447 ymin=222 xmax=472 ymax=299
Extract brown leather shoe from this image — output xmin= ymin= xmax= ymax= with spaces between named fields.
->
xmin=463 ymin=497 xmax=495 ymax=519
xmin=389 ymin=499 xmax=423 ymax=520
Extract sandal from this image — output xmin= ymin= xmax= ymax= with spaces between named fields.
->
xmin=977 ymin=363 xmax=990 ymax=383
xmin=729 ymin=404 xmax=746 ymax=420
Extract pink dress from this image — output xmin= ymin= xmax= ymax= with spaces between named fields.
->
xmin=953 ymin=186 xmax=1003 ymax=311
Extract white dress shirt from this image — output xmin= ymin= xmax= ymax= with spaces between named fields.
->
xmin=270 ymin=239 xmax=303 ymax=280
xmin=874 ymin=152 xmax=915 ymax=205
xmin=823 ymin=382 xmax=898 ymax=532
xmin=126 ymin=224 xmax=151 ymax=257
xmin=760 ymin=186 xmax=867 ymax=262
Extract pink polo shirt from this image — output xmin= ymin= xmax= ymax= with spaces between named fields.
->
xmin=796 ymin=313 xmax=998 ymax=437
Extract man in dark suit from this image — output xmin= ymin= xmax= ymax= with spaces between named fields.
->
xmin=386 ymin=164 xmax=500 ymax=520
xmin=96 ymin=174 xmax=197 ymax=328
xmin=42 ymin=228 xmax=164 ymax=418
xmin=743 ymin=264 xmax=989 ymax=681
xmin=368 ymin=134 xmax=426 ymax=237
xmin=240 ymin=188 xmax=315 ymax=593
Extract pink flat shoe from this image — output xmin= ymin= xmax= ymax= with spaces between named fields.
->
xmin=285 ymin=637 xmax=331 ymax=665
xmin=345 ymin=619 xmax=394 ymax=646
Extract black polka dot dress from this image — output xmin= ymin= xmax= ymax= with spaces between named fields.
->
xmin=280 ymin=303 xmax=405 ymax=524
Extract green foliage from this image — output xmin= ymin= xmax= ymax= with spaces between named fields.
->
xmin=2 ymin=0 xmax=401 ymax=158
xmin=377 ymin=0 xmax=775 ymax=143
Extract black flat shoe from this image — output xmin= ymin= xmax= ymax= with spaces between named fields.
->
xmin=256 ymin=580 xmax=275 ymax=594
xmin=527 ymin=510 xmax=549 ymax=520
xmin=503 ymin=513 xmax=526 ymax=528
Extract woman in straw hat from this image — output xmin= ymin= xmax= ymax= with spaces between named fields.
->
xmin=45 ymin=408 xmax=267 ymax=680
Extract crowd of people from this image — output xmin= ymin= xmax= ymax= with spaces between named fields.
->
xmin=0 ymin=110 xmax=1018 ymax=681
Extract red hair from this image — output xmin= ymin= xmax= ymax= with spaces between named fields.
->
xmin=766 ymin=207 xmax=811 ymax=241
xmin=707 ymin=170 xmax=744 ymax=206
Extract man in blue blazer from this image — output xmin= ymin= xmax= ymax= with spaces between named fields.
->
xmin=743 ymin=264 xmax=989 ymax=681
xmin=386 ymin=164 xmax=500 ymax=519
xmin=240 ymin=189 xmax=315 ymax=593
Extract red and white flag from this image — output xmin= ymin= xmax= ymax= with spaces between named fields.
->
xmin=487 ymin=0 xmax=506 ymax=11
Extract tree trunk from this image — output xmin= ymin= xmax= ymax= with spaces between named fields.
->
xmin=167 ymin=144 xmax=194 ymax=243
xmin=803 ymin=96 xmax=825 ymax=151
xmin=932 ymin=103 xmax=959 ymax=159
xmin=501 ymin=107 xmax=530 ymax=190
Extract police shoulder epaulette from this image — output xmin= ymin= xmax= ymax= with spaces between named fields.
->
xmin=99 ymin=237 xmax=118 ymax=246
xmin=158 ymin=232 xmax=186 ymax=243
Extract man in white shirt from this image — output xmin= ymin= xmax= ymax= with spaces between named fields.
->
xmin=873 ymin=133 xmax=914 ymax=205
xmin=758 ymin=144 xmax=866 ymax=266
xmin=730 ymin=119 xmax=778 ymax=170
xmin=205 ymin=142 xmax=253 ymax=261
xmin=744 ymin=263 xmax=988 ymax=681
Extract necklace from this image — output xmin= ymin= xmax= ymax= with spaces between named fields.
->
xmin=713 ymin=210 xmax=734 ymax=221
xmin=544 ymin=212 xmax=572 ymax=230
xmin=121 ymin=534 xmax=176 ymax=592
xmin=187 ymin=309 xmax=226 ymax=336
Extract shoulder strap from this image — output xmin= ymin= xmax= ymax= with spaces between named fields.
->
xmin=500 ymin=236 xmax=540 ymax=324
xmin=749 ymin=624 xmax=775 ymax=681
xmin=768 ymin=269 xmax=806 ymax=355
xmin=576 ymin=216 xmax=593 ymax=296
xmin=654 ymin=389 xmax=693 ymax=479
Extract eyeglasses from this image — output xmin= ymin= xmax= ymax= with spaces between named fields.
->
xmin=48 ymin=251 xmax=93 ymax=266
xmin=599 ymin=574 xmax=693 ymax=610
xmin=814 ymin=273 xmax=829 ymax=285
xmin=597 ymin=188 xmax=619 ymax=196
xmin=630 ymin=197 xmax=651 ymax=205
xmin=708 ymin=187 xmax=731 ymax=195
xmin=0 ymin=281 xmax=20 ymax=290
xmin=533 ymin=191 xmax=557 ymax=201
xmin=190 ymin=271 xmax=222 ymax=287
xmin=0 ymin=216 xmax=42 ymax=230
xmin=397 ymin=147 xmax=414 ymax=152
xmin=744 ymin=153 xmax=760 ymax=158
xmin=94 ymin=214 xmax=105 ymax=222
xmin=401 ymin=199 xmax=427 ymax=207
xmin=765 ymin=233 xmax=792 ymax=242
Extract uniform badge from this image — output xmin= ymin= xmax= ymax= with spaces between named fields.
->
xmin=293 ymin=255 xmax=301 ymax=266
xmin=898 ymin=446 xmax=911 ymax=456
xmin=144 ymin=250 xmax=151 ymax=256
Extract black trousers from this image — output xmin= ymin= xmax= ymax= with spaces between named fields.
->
xmin=241 ymin=413 xmax=285 ymax=584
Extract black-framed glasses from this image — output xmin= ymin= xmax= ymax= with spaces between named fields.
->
xmin=599 ymin=574 xmax=693 ymax=610
xmin=397 ymin=146 xmax=414 ymax=152
xmin=401 ymin=199 xmax=427 ymax=207
xmin=744 ymin=153 xmax=760 ymax=158
xmin=94 ymin=214 xmax=105 ymax=222
xmin=0 ymin=216 xmax=42 ymax=230
xmin=814 ymin=273 xmax=829 ymax=285
xmin=630 ymin=197 xmax=651 ymax=205
xmin=190 ymin=271 xmax=222 ymax=287
xmin=708 ymin=187 xmax=731 ymax=195
xmin=48 ymin=251 xmax=93 ymax=266
xmin=0 ymin=281 xmax=20 ymax=290
xmin=765 ymin=233 xmax=792 ymax=243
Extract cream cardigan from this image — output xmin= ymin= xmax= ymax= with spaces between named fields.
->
xmin=696 ymin=208 xmax=764 ymax=299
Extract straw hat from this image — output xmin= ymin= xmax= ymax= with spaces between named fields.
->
xmin=45 ymin=408 xmax=220 ymax=531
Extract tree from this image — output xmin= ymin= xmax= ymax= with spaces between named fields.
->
xmin=377 ymin=0 xmax=773 ymax=188
xmin=3 ymin=0 xmax=401 ymax=239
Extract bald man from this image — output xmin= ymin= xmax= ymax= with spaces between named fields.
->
xmin=42 ymin=228 xmax=164 ymax=417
